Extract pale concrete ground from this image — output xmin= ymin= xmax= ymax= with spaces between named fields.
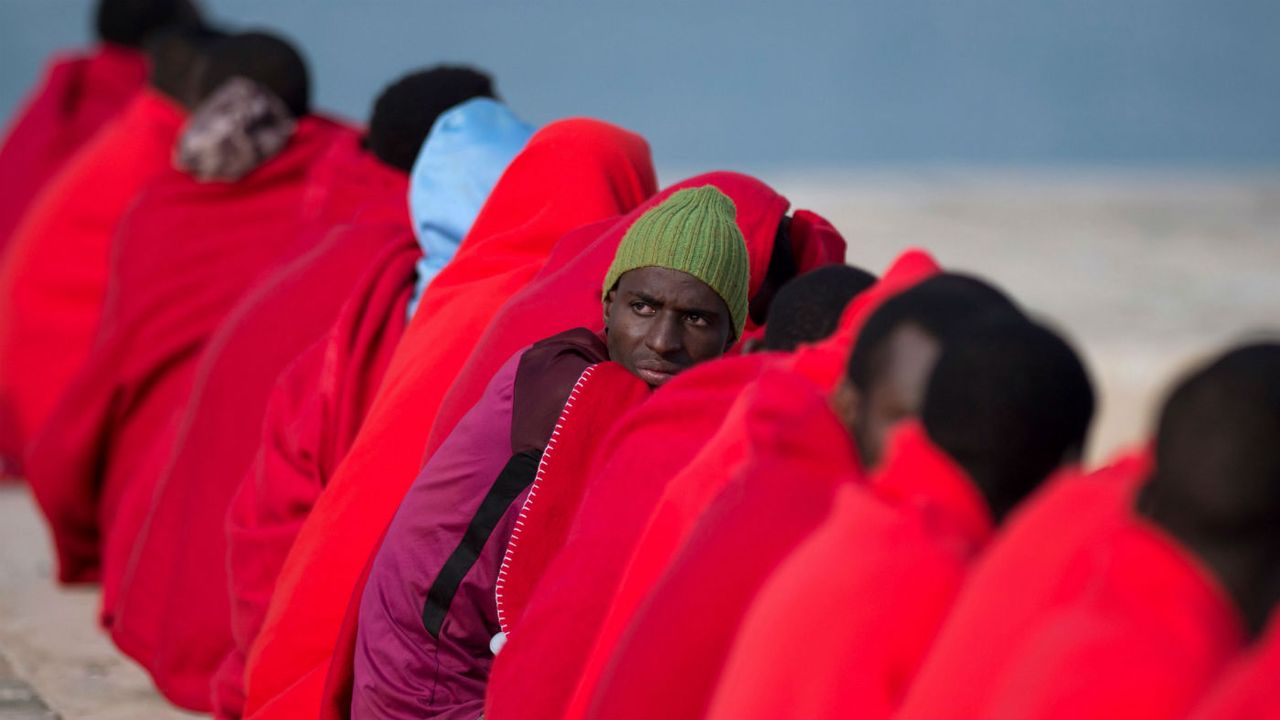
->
xmin=0 ymin=172 xmax=1277 ymax=717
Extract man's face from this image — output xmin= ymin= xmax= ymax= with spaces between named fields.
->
xmin=833 ymin=322 xmax=940 ymax=469
xmin=604 ymin=267 xmax=734 ymax=388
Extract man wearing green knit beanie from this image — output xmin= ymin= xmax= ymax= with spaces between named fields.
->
xmin=602 ymin=185 xmax=750 ymax=387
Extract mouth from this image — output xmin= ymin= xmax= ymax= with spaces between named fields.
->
xmin=634 ymin=363 xmax=680 ymax=387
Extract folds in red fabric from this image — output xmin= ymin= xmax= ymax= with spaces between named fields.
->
xmin=583 ymin=368 xmax=855 ymax=720
xmin=24 ymin=117 xmax=350 ymax=623
xmin=0 ymin=89 xmax=185 ymax=476
xmin=109 ymin=151 xmax=407 ymax=712
xmin=897 ymin=450 xmax=1163 ymax=716
xmin=220 ymin=226 xmax=419 ymax=718
xmin=0 ymin=45 xmax=146 ymax=261
xmin=705 ymin=422 xmax=992 ymax=720
xmin=243 ymin=118 xmax=657 ymax=719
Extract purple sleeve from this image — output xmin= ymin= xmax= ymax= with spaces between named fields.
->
xmin=353 ymin=356 xmax=526 ymax=720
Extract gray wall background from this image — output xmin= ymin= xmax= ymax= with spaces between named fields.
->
xmin=1 ymin=0 xmax=1278 ymax=172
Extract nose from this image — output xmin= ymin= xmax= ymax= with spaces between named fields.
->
xmin=644 ymin=312 xmax=683 ymax=356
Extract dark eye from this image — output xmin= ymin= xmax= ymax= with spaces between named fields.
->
xmin=631 ymin=301 xmax=655 ymax=316
xmin=685 ymin=313 xmax=709 ymax=327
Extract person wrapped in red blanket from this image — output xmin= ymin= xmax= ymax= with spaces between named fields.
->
xmin=25 ymin=32 xmax=351 ymax=630
xmin=108 ymin=67 xmax=502 ymax=714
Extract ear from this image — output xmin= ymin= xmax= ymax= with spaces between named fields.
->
xmin=602 ymin=289 xmax=616 ymax=331
xmin=829 ymin=377 xmax=861 ymax=439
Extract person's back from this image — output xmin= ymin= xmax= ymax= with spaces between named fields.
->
xmin=0 ymin=0 xmax=201 ymax=263
xmin=901 ymin=342 xmax=1280 ymax=719
xmin=0 ymin=25 xmax=218 ymax=477
xmin=24 ymin=30 xmax=349 ymax=633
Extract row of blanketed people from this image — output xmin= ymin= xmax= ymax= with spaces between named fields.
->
xmin=0 ymin=2 xmax=1277 ymax=719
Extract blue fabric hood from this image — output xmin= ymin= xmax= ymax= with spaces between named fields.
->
xmin=406 ymin=98 xmax=535 ymax=318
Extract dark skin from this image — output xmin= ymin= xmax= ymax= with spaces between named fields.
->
xmin=603 ymin=267 xmax=735 ymax=388
xmin=830 ymin=322 xmax=940 ymax=469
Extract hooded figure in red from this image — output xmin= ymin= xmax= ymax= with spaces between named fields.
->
xmin=901 ymin=343 xmax=1280 ymax=719
xmin=484 ymin=251 xmax=933 ymax=720
xmin=705 ymin=317 xmax=1095 ymax=720
xmin=25 ymin=32 xmax=351 ymax=608
xmin=241 ymin=117 xmax=656 ymax=720
xmin=0 ymin=0 xmax=200 ymax=258
xmin=104 ymin=69 xmax=500 ymax=714
xmin=0 ymin=26 xmax=216 ymax=477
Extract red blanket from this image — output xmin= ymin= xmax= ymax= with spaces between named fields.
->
xmin=24 ymin=117 xmax=349 ymax=624
xmin=977 ymin=517 xmax=1243 ymax=719
xmin=242 ymin=118 xmax=657 ymax=720
xmin=1190 ymin=611 xmax=1280 ymax=720
xmin=583 ymin=368 xmax=855 ymax=720
xmin=484 ymin=250 xmax=938 ymax=720
xmin=109 ymin=152 xmax=407 ymax=712
xmin=0 ymin=45 xmax=145 ymax=260
xmin=220 ymin=226 xmax=419 ymax=718
xmin=706 ymin=422 xmax=992 ymax=720
xmin=0 ymin=89 xmax=185 ymax=475
xmin=898 ymin=450 xmax=1156 ymax=716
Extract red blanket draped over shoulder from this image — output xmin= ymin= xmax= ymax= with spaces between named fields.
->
xmin=0 ymin=45 xmax=146 ymax=260
xmin=896 ymin=450 xmax=1153 ymax=717
xmin=583 ymin=368 xmax=856 ymax=720
xmin=24 ymin=117 xmax=350 ymax=616
xmin=483 ymin=250 xmax=937 ymax=720
xmin=0 ymin=89 xmax=185 ymax=474
xmin=242 ymin=118 xmax=656 ymax=720
xmin=107 ymin=149 xmax=406 ymax=712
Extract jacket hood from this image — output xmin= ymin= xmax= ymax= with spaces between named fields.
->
xmin=406 ymin=97 xmax=535 ymax=317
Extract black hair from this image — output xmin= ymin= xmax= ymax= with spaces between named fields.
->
xmin=193 ymin=31 xmax=311 ymax=117
xmin=761 ymin=264 xmax=876 ymax=352
xmin=846 ymin=273 xmax=1022 ymax=392
xmin=143 ymin=24 xmax=223 ymax=108
xmin=1146 ymin=343 xmax=1280 ymax=536
xmin=1140 ymin=342 xmax=1280 ymax=637
xmin=366 ymin=66 xmax=497 ymax=173
xmin=922 ymin=314 xmax=1095 ymax=522
xmin=95 ymin=0 xmax=202 ymax=48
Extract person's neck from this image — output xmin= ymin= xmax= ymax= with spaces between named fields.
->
xmin=1138 ymin=483 xmax=1279 ymax=640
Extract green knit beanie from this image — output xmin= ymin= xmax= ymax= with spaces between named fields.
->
xmin=602 ymin=186 xmax=750 ymax=338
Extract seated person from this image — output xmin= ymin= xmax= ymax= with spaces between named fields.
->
xmin=352 ymin=186 xmax=750 ymax=719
